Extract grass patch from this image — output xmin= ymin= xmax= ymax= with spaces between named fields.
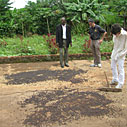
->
xmin=0 ymin=35 xmax=113 ymax=57
xmin=69 ymin=35 xmax=89 ymax=54
xmin=0 ymin=35 xmax=50 ymax=56
xmin=100 ymin=41 xmax=113 ymax=53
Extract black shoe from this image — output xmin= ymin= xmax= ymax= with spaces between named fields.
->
xmin=65 ymin=64 xmax=69 ymax=67
xmin=61 ymin=65 xmax=64 ymax=68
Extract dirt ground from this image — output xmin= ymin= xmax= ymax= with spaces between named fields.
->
xmin=0 ymin=60 xmax=127 ymax=127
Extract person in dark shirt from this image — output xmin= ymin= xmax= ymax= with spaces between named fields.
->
xmin=56 ymin=17 xmax=72 ymax=68
xmin=88 ymin=19 xmax=107 ymax=68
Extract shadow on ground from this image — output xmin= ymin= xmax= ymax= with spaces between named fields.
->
xmin=19 ymin=89 xmax=115 ymax=127
xmin=5 ymin=69 xmax=88 ymax=85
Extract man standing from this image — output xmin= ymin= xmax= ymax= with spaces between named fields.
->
xmin=88 ymin=19 xmax=107 ymax=68
xmin=110 ymin=24 xmax=127 ymax=89
xmin=56 ymin=17 xmax=72 ymax=68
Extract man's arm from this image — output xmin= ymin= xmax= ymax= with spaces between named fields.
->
xmin=69 ymin=25 xmax=72 ymax=47
xmin=118 ymin=34 xmax=127 ymax=58
xmin=99 ymin=32 xmax=107 ymax=44
xmin=97 ymin=25 xmax=107 ymax=44
xmin=89 ymin=34 xmax=91 ymax=40
xmin=56 ymin=26 xmax=59 ymax=46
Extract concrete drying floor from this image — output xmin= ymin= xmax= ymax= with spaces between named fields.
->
xmin=0 ymin=60 xmax=127 ymax=127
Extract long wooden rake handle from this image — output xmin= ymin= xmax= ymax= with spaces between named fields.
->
xmin=104 ymin=71 xmax=111 ymax=88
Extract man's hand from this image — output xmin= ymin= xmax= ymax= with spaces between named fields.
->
xmin=56 ymin=43 xmax=59 ymax=47
xmin=99 ymin=32 xmax=107 ymax=44
xmin=99 ymin=39 xmax=103 ymax=44
xmin=114 ymin=55 xmax=119 ymax=61
xmin=70 ymin=42 xmax=72 ymax=47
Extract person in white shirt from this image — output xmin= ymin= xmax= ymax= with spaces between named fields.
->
xmin=110 ymin=24 xmax=127 ymax=89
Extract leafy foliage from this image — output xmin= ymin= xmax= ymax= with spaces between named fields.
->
xmin=0 ymin=0 xmax=126 ymax=38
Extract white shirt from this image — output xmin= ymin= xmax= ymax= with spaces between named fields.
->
xmin=111 ymin=28 xmax=127 ymax=60
xmin=62 ymin=24 xmax=66 ymax=39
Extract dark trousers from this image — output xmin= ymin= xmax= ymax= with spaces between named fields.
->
xmin=59 ymin=40 xmax=68 ymax=66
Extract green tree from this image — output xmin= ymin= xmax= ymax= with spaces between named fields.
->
xmin=27 ymin=0 xmax=61 ymax=34
xmin=115 ymin=0 xmax=127 ymax=28
xmin=0 ymin=0 xmax=12 ymax=37
xmin=0 ymin=0 xmax=12 ymax=16
xmin=57 ymin=0 xmax=109 ymax=34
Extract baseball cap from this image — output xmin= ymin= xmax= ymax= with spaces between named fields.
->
xmin=88 ymin=19 xmax=94 ymax=23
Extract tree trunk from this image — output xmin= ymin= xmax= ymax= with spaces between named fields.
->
xmin=46 ymin=18 xmax=50 ymax=34
xmin=80 ymin=12 xmax=83 ymax=22
xmin=123 ymin=16 xmax=127 ymax=29
xmin=22 ymin=22 xmax=25 ymax=37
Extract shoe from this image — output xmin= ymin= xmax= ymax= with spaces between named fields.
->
xmin=90 ymin=64 xmax=97 ymax=67
xmin=61 ymin=65 xmax=64 ymax=68
xmin=65 ymin=64 xmax=69 ymax=67
xmin=110 ymin=81 xmax=118 ymax=86
xmin=97 ymin=64 xmax=102 ymax=68
xmin=115 ymin=84 xmax=122 ymax=89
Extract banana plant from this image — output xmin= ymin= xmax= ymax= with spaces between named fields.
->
xmin=62 ymin=0 xmax=109 ymax=23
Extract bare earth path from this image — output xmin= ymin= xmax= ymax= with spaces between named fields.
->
xmin=0 ymin=60 xmax=127 ymax=127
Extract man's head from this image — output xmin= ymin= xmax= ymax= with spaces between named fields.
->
xmin=111 ymin=24 xmax=121 ymax=37
xmin=61 ymin=17 xmax=66 ymax=25
xmin=88 ymin=19 xmax=95 ymax=27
